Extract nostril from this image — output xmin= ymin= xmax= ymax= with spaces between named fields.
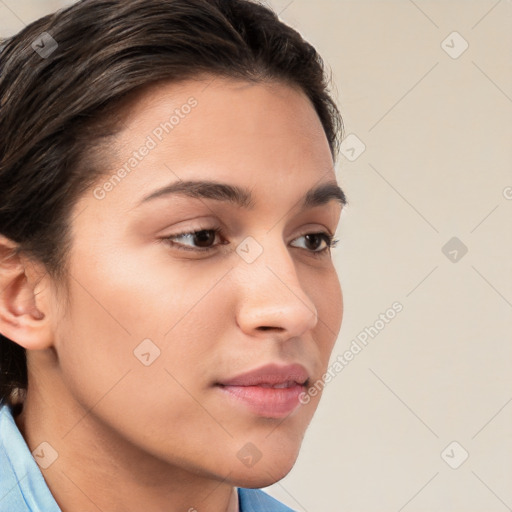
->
xmin=257 ymin=326 xmax=286 ymax=332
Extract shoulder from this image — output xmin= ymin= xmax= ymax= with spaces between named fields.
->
xmin=0 ymin=402 xmax=61 ymax=511
xmin=0 ymin=402 xmax=31 ymax=510
xmin=238 ymin=487 xmax=297 ymax=512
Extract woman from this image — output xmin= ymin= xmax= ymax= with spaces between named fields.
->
xmin=0 ymin=0 xmax=346 ymax=510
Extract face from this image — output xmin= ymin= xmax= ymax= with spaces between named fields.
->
xmin=51 ymin=76 xmax=344 ymax=487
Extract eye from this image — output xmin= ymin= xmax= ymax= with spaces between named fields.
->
xmin=162 ymin=227 xmax=225 ymax=252
xmin=161 ymin=227 xmax=339 ymax=256
xmin=290 ymin=232 xmax=339 ymax=257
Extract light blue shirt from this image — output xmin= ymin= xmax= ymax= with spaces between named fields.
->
xmin=0 ymin=403 xmax=295 ymax=511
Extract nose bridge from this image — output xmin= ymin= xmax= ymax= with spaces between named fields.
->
xmin=235 ymin=233 xmax=318 ymax=336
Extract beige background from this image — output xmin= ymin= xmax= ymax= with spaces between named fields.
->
xmin=1 ymin=1 xmax=511 ymax=511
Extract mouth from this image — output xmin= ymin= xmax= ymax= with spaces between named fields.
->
xmin=215 ymin=363 xmax=310 ymax=419
xmin=257 ymin=381 xmax=308 ymax=388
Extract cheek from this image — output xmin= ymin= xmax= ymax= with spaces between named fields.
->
xmin=65 ymin=239 xmax=220 ymax=338
xmin=55 ymin=246 xmax=226 ymax=405
xmin=312 ymin=266 xmax=343 ymax=362
xmin=53 ymin=266 xmax=226 ymax=460
xmin=331 ymin=270 xmax=344 ymax=337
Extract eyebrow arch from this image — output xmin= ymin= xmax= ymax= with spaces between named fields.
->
xmin=138 ymin=179 xmax=347 ymax=210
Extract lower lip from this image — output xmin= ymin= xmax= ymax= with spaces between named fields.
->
xmin=217 ymin=384 xmax=305 ymax=418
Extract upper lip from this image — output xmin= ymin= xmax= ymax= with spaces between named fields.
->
xmin=217 ymin=363 xmax=310 ymax=387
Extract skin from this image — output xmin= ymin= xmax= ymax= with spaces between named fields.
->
xmin=0 ymin=76 xmax=344 ymax=512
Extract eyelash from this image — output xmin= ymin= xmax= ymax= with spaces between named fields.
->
xmin=162 ymin=227 xmax=339 ymax=257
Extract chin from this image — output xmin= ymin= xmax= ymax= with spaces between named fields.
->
xmin=231 ymin=465 xmax=294 ymax=489
xmin=229 ymin=448 xmax=300 ymax=489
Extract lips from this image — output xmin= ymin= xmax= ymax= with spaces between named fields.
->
xmin=216 ymin=363 xmax=310 ymax=418
xmin=218 ymin=363 xmax=310 ymax=387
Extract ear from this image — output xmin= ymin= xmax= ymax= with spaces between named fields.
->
xmin=0 ymin=234 xmax=54 ymax=350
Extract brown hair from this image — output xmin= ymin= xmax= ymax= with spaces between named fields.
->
xmin=0 ymin=0 xmax=343 ymax=407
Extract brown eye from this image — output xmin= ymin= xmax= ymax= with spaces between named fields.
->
xmin=304 ymin=234 xmax=325 ymax=251
xmin=191 ymin=229 xmax=218 ymax=248
xmin=291 ymin=232 xmax=339 ymax=256
xmin=163 ymin=227 xmax=224 ymax=252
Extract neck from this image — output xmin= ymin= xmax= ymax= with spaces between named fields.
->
xmin=15 ymin=366 xmax=238 ymax=512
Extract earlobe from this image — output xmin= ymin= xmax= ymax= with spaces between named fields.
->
xmin=0 ymin=234 xmax=54 ymax=350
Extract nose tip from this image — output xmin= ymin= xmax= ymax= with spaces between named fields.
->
xmin=236 ymin=260 xmax=319 ymax=340
xmin=255 ymin=302 xmax=317 ymax=331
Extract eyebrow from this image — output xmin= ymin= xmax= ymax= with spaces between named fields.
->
xmin=138 ymin=179 xmax=347 ymax=210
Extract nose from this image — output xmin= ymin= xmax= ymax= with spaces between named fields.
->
xmin=235 ymin=239 xmax=318 ymax=340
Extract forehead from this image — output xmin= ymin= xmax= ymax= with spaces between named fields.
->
xmin=78 ymin=76 xmax=338 ymax=217
xmin=115 ymin=75 xmax=331 ymax=160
